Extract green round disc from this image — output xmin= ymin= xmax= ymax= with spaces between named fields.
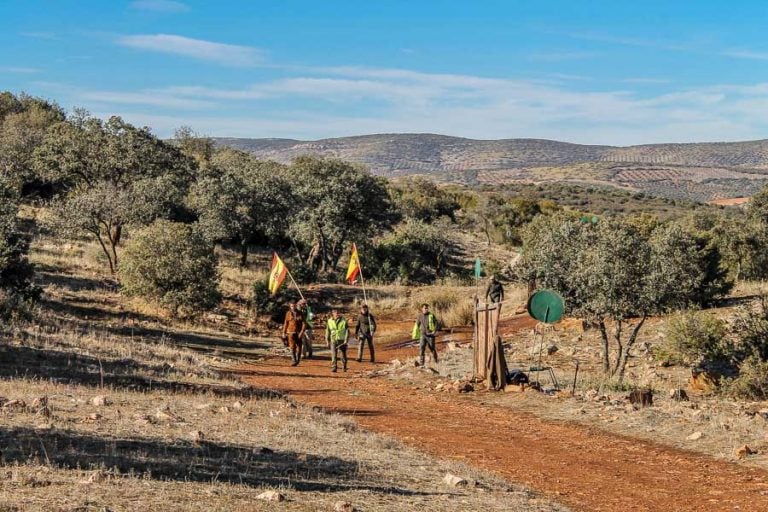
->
xmin=526 ymin=289 xmax=565 ymax=324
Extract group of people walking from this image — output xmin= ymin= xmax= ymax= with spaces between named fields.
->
xmin=282 ymin=301 xmax=378 ymax=372
xmin=280 ymin=276 xmax=504 ymax=372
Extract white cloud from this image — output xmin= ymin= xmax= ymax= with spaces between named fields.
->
xmin=721 ymin=50 xmax=768 ymax=61
xmin=526 ymin=51 xmax=600 ymax=62
xmin=129 ymin=0 xmax=189 ymax=12
xmin=20 ymin=31 xmax=57 ymax=40
xmin=621 ymin=78 xmax=671 ymax=84
xmin=37 ymin=65 xmax=768 ymax=145
xmin=80 ymin=90 xmax=214 ymax=109
xmin=1 ymin=66 xmax=42 ymax=73
xmin=116 ymin=34 xmax=263 ymax=66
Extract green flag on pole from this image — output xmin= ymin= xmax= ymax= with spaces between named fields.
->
xmin=474 ymin=258 xmax=482 ymax=279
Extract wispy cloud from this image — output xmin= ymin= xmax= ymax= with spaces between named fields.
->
xmin=1 ymin=66 xmax=42 ymax=73
xmin=116 ymin=34 xmax=263 ymax=66
xmin=563 ymin=31 xmax=690 ymax=52
xmin=37 ymin=65 xmax=768 ymax=145
xmin=526 ymin=51 xmax=600 ymax=62
xmin=80 ymin=90 xmax=214 ymax=109
xmin=20 ymin=31 xmax=57 ymax=40
xmin=621 ymin=78 xmax=671 ymax=84
xmin=129 ymin=0 xmax=189 ymax=12
xmin=721 ymin=50 xmax=768 ymax=61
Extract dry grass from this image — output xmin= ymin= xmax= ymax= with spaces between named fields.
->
xmin=0 ymin=230 xmax=567 ymax=511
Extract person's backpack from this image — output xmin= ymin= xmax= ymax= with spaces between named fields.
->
xmin=507 ymin=369 xmax=529 ymax=385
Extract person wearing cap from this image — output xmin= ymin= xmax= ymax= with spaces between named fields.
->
xmin=297 ymin=299 xmax=314 ymax=359
xmin=355 ymin=304 xmax=377 ymax=363
xmin=485 ymin=275 xmax=504 ymax=304
xmin=412 ymin=303 xmax=439 ymax=367
xmin=282 ymin=301 xmax=306 ymax=366
xmin=325 ymin=308 xmax=349 ymax=373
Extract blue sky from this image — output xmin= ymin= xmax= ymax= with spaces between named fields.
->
xmin=3 ymin=0 xmax=768 ymax=145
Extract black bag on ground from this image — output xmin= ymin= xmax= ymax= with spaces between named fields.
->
xmin=507 ymin=369 xmax=529 ymax=385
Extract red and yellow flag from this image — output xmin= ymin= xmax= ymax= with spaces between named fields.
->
xmin=345 ymin=243 xmax=361 ymax=283
xmin=268 ymin=252 xmax=288 ymax=295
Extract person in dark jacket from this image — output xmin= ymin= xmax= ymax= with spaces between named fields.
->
xmin=485 ymin=275 xmax=504 ymax=304
xmin=413 ymin=303 xmax=439 ymax=367
xmin=282 ymin=302 xmax=306 ymax=367
xmin=355 ymin=304 xmax=377 ymax=363
xmin=297 ymin=299 xmax=314 ymax=359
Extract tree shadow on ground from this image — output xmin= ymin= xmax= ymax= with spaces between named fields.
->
xmin=0 ymin=343 xmax=279 ymax=400
xmin=36 ymin=297 xmax=271 ymax=356
xmin=0 ymin=426 xmax=440 ymax=495
xmin=36 ymin=270 xmax=115 ymax=293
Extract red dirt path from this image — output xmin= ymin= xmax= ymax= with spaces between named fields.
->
xmin=236 ymin=315 xmax=768 ymax=512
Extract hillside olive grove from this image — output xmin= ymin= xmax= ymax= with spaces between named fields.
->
xmin=3 ymin=91 xmax=768 ymax=324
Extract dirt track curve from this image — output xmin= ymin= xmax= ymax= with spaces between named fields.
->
xmin=235 ymin=315 xmax=768 ymax=512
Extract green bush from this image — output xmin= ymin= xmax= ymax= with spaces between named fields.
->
xmin=0 ymin=182 xmax=38 ymax=319
xmin=252 ymin=280 xmax=300 ymax=325
xmin=731 ymin=295 xmax=768 ymax=361
xmin=662 ymin=310 xmax=731 ymax=365
xmin=722 ymin=356 xmax=768 ymax=400
xmin=120 ymin=221 xmax=220 ymax=316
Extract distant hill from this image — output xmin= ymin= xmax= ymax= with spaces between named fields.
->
xmin=214 ymin=134 xmax=768 ymax=203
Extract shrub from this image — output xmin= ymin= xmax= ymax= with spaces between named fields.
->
xmin=722 ymin=356 xmax=768 ymax=400
xmin=120 ymin=221 xmax=220 ymax=316
xmin=0 ymin=182 xmax=38 ymax=318
xmin=252 ymin=280 xmax=300 ymax=325
xmin=731 ymin=295 xmax=768 ymax=361
xmin=663 ymin=310 xmax=731 ymax=365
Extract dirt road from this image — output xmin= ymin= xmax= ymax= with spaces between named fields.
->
xmin=236 ymin=316 xmax=768 ymax=511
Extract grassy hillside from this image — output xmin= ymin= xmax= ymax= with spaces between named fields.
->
xmin=215 ymin=134 xmax=768 ymax=202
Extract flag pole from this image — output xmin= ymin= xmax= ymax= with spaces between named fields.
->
xmin=285 ymin=267 xmax=306 ymax=303
xmin=356 ymin=250 xmax=375 ymax=336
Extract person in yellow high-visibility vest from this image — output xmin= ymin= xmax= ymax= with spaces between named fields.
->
xmin=325 ymin=308 xmax=349 ymax=373
xmin=412 ymin=303 xmax=439 ymax=367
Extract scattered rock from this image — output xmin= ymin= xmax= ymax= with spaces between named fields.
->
xmin=334 ymin=501 xmax=355 ymax=512
xmin=190 ymin=430 xmax=205 ymax=443
xmin=443 ymin=473 xmax=468 ymax=487
xmin=546 ymin=344 xmax=559 ymax=356
xmin=86 ymin=471 xmax=107 ymax=484
xmin=689 ymin=369 xmax=719 ymax=393
xmin=687 ymin=431 xmax=703 ymax=441
xmin=456 ymin=382 xmax=474 ymax=393
xmin=87 ymin=413 xmax=102 ymax=421
xmin=585 ymin=389 xmax=599 ymax=401
xmin=90 ymin=395 xmax=110 ymax=407
xmin=669 ymin=389 xmax=689 ymax=401
xmin=3 ymin=399 xmax=27 ymax=412
xmin=390 ymin=359 xmax=403 ymax=367
xmin=134 ymin=414 xmax=153 ymax=425
xmin=194 ymin=403 xmax=213 ymax=410
xmin=155 ymin=406 xmax=183 ymax=423
xmin=253 ymin=446 xmax=274 ymax=455
xmin=736 ymin=445 xmax=756 ymax=459
xmin=446 ymin=342 xmax=458 ymax=351
xmin=232 ymin=401 xmax=244 ymax=410
xmin=31 ymin=396 xmax=48 ymax=408
xmin=205 ymin=313 xmax=228 ymax=324
xmin=256 ymin=490 xmax=285 ymax=502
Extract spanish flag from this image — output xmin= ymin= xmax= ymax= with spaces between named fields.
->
xmin=268 ymin=252 xmax=288 ymax=295
xmin=345 ymin=243 xmax=361 ymax=283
